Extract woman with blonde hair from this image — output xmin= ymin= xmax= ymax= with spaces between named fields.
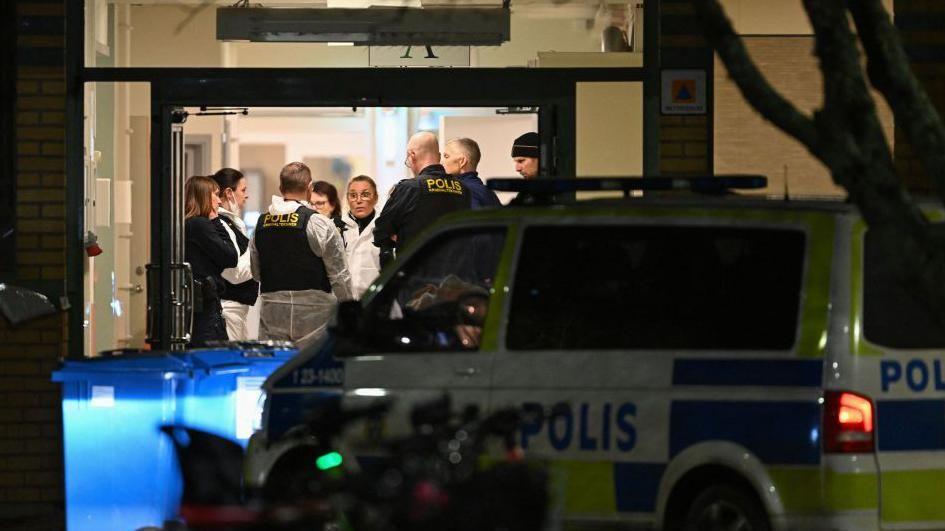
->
xmin=184 ymin=175 xmax=237 ymax=346
xmin=340 ymin=175 xmax=382 ymax=298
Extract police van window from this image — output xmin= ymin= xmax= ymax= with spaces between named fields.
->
xmin=863 ymin=229 xmax=945 ymax=348
xmin=507 ymin=225 xmax=805 ymax=350
xmin=364 ymin=227 xmax=506 ymax=353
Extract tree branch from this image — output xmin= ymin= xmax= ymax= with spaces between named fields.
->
xmin=849 ymin=0 xmax=945 ymax=203
xmin=693 ymin=0 xmax=945 ymax=324
xmin=801 ymin=0 xmax=899 ymax=191
xmin=801 ymin=0 xmax=861 ymax=123
xmin=690 ymin=0 xmax=821 ymax=154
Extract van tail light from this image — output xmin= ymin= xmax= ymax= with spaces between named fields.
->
xmin=823 ymin=390 xmax=874 ymax=453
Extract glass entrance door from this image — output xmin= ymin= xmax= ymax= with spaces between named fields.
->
xmin=82 ymin=81 xmax=151 ymax=356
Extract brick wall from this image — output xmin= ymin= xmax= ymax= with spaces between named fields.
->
xmin=0 ymin=1 xmax=66 ymax=529
xmin=712 ymin=37 xmax=884 ymax=197
xmin=895 ymin=0 xmax=945 ymax=194
xmin=659 ymin=0 xmax=712 ymax=175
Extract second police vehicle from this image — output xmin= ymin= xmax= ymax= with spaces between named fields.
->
xmin=246 ymin=177 xmax=945 ymax=530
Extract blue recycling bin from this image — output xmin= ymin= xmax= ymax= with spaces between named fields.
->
xmin=53 ymin=346 xmax=296 ymax=531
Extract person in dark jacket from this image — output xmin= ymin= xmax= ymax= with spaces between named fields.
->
xmin=511 ymin=131 xmax=540 ymax=180
xmin=442 ymin=137 xmax=500 ymax=209
xmin=374 ymin=131 xmax=471 ymax=268
xmin=184 ymin=175 xmax=238 ymax=346
xmin=509 ymin=132 xmax=549 ymax=206
xmin=211 ymin=168 xmax=259 ymax=341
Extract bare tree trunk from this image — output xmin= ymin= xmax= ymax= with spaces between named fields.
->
xmin=690 ymin=0 xmax=945 ymax=321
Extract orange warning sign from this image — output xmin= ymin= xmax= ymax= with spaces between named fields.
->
xmin=671 ymin=79 xmax=697 ymax=103
xmin=662 ymin=69 xmax=706 ymax=115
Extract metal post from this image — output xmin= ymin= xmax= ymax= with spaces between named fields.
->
xmin=66 ymin=0 xmax=86 ymax=357
xmin=643 ymin=0 xmax=661 ymax=176
xmin=169 ymin=114 xmax=192 ymax=350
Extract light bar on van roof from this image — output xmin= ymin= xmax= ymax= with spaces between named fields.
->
xmin=486 ymin=175 xmax=767 ymax=195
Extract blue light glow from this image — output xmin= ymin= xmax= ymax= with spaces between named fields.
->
xmin=55 ymin=349 xmax=296 ymax=531
xmin=110 ymin=272 xmax=123 ymax=317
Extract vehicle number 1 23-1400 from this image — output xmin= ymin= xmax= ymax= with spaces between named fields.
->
xmin=291 ymin=367 xmax=344 ymax=386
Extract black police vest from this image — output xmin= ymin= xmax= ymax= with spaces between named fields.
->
xmin=216 ymin=215 xmax=260 ymax=306
xmin=400 ymin=172 xmax=470 ymax=248
xmin=253 ymin=205 xmax=331 ymax=294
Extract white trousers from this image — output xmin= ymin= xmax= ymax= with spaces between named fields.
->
xmin=258 ymin=289 xmax=337 ymax=350
xmin=221 ymin=300 xmax=251 ymax=341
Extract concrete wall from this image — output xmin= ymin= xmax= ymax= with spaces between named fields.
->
xmin=576 ymin=81 xmax=643 ymax=177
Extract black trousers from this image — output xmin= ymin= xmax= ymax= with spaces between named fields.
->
xmin=190 ymin=300 xmax=228 ymax=347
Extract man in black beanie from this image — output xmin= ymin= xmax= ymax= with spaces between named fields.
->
xmin=511 ymin=132 xmax=540 ymax=180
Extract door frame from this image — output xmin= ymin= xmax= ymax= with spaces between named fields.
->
xmin=69 ymin=66 xmax=646 ymax=355
xmin=62 ymin=0 xmax=663 ymax=355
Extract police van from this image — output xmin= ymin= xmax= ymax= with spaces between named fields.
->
xmin=249 ymin=177 xmax=945 ymax=530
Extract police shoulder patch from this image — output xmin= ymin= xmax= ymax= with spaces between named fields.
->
xmin=422 ymin=176 xmax=464 ymax=196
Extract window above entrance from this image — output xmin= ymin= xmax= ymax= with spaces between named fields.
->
xmin=84 ymin=0 xmax=644 ymax=69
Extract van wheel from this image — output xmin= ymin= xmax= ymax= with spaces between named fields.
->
xmin=682 ymin=484 xmax=770 ymax=531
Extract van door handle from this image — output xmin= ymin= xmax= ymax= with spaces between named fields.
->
xmin=454 ymin=367 xmax=478 ymax=377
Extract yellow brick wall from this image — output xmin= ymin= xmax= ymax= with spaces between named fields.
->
xmin=713 ymin=37 xmax=866 ymax=197
xmin=659 ymin=0 xmax=711 ymax=175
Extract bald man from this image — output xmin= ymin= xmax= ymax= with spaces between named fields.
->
xmin=374 ymin=132 xmax=471 ymax=267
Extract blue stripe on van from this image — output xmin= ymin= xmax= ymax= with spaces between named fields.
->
xmin=614 ymin=462 xmax=666 ymax=512
xmin=670 ymin=401 xmax=821 ymax=465
xmin=672 ymin=359 xmax=823 ymax=387
xmin=877 ymin=400 xmax=945 ymax=451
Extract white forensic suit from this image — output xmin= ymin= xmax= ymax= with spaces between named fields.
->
xmin=250 ymin=196 xmax=353 ymax=349
xmin=340 ymin=212 xmax=382 ymax=299
xmin=217 ymin=206 xmax=257 ymax=340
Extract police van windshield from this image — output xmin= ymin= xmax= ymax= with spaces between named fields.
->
xmin=364 ymin=227 xmax=506 ymax=352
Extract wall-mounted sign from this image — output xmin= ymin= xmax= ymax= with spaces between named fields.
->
xmin=661 ymin=69 xmax=706 ymax=115
xmin=369 ymin=45 xmax=471 ymax=67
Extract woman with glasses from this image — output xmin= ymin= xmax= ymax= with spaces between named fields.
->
xmin=311 ymin=181 xmax=342 ymax=221
xmin=341 ymin=175 xmax=382 ymax=299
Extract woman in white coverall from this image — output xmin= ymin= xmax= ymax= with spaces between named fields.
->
xmin=340 ymin=175 xmax=382 ymax=299
xmin=211 ymin=168 xmax=259 ymax=340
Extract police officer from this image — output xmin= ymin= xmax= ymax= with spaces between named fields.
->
xmin=250 ymin=162 xmax=353 ymax=348
xmin=442 ymin=137 xmax=500 ymax=209
xmin=374 ymin=132 xmax=470 ymax=268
